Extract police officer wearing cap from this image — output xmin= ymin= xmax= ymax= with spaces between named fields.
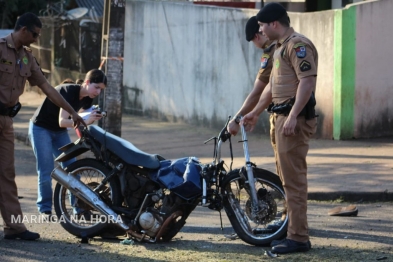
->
xmin=227 ymin=16 xmax=276 ymax=136
xmin=242 ymin=3 xmax=318 ymax=254
xmin=0 ymin=12 xmax=86 ymax=240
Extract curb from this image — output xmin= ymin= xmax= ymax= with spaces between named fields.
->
xmin=308 ymin=191 xmax=393 ymax=202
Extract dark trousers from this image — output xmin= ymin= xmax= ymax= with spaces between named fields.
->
xmin=0 ymin=115 xmax=27 ymax=235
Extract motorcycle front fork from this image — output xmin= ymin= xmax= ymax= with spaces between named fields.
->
xmin=201 ymin=121 xmax=260 ymax=217
xmin=239 ymin=123 xmax=260 ymax=217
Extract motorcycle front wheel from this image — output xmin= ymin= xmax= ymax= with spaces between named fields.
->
xmin=221 ymin=167 xmax=287 ymax=246
xmin=53 ymin=158 xmax=122 ymax=238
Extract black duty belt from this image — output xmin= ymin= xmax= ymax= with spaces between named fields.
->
xmin=267 ymin=102 xmax=306 ymax=117
xmin=0 ymin=102 xmax=22 ymax=117
xmin=268 ymin=93 xmax=316 ymax=119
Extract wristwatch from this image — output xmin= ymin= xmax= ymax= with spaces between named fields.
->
xmin=234 ymin=115 xmax=242 ymax=125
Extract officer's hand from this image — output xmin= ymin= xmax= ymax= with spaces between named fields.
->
xmin=227 ymin=119 xmax=240 ymax=136
xmin=283 ymin=114 xmax=297 ymax=136
xmin=71 ymin=112 xmax=87 ymax=129
xmin=241 ymin=112 xmax=259 ymax=132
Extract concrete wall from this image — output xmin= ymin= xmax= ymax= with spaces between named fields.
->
xmin=124 ymin=1 xmax=334 ymax=137
xmin=123 ymin=0 xmax=393 ymax=139
xmin=355 ymin=0 xmax=393 ymax=137
xmin=124 ymin=1 xmax=269 ymax=130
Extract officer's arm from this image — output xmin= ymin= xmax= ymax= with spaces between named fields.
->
xmin=250 ymin=82 xmax=273 ymax=116
xmin=38 ymin=82 xmax=87 ymax=128
xmin=287 ymin=76 xmax=316 ymax=118
xmin=228 ymin=79 xmax=268 ymax=135
xmin=241 ymin=83 xmax=272 ymax=132
xmin=235 ymin=79 xmax=268 ymax=117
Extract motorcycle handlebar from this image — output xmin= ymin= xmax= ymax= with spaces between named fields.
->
xmin=203 ymin=116 xmax=232 ymax=144
xmin=218 ymin=116 xmax=232 ymax=143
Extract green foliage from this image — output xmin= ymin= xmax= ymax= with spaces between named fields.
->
xmin=0 ymin=0 xmax=48 ymax=29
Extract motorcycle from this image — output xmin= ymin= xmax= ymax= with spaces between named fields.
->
xmin=51 ymin=116 xmax=287 ymax=246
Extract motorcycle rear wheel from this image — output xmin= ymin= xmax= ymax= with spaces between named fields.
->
xmin=53 ymin=158 xmax=122 ymax=238
xmin=221 ymin=167 xmax=287 ymax=246
xmin=160 ymin=194 xmax=199 ymax=242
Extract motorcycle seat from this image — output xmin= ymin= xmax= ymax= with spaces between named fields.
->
xmin=88 ymin=125 xmax=162 ymax=169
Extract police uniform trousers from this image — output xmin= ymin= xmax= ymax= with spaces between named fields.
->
xmin=269 ymin=114 xmax=287 ymax=220
xmin=0 ymin=115 xmax=28 ymax=235
xmin=270 ymin=114 xmax=317 ymax=243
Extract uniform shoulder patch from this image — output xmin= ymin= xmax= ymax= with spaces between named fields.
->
xmin=23 ymin=46 xmax=32 ymax=53
xmin=293 ymin=42 xmax=307 ymax=58
xmin=299 ymin=60 xmax=311 ymax=72
xmin=260 ymin=53 xmax=270 ymax=69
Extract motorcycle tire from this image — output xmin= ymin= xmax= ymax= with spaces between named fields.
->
xmin=53 ymin=158 xmax=122 ymax=238
xmin=160 ymin=194 xmax=199 ymax=242
xmin=221 ymin=167 xmax=287 ymax=246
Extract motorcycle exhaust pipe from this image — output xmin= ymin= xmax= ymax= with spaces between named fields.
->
xmin=51 ymin=167 xmax=129 ymax=231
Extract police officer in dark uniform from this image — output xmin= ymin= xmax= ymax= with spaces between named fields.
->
xmin=0 ymin=12 xmax=85 ymax=240
xmin=227 ymin=16 xmax=276 ymax=135
xmin=242 ymin=3 xmax=318 ymax=254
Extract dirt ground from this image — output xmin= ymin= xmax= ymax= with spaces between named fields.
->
xmin=2 ymin=91 xmax=392 ymax=261
xmin=0 ymin=142 xmax=392 ymax=262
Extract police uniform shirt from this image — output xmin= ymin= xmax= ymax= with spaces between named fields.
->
xmin=270 ymin=27 xmax=318 ymax=104
xmin=0 ymin=34 xmax=48 ymax=107
xmin=31 ymin=84 xmax=93 ymax=131
xmin=256 ymin=41 xmax=276 ymax=83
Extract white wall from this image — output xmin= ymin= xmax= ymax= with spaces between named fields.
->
xmin=123 ymin=1 xmax=334 ymax=136
xmin=124 ymin=1 xmax=271 ymax=129
xmin=124 ymin=0 xmax=393 ymax=139
xmin=354 ymin=0 xmax=393 ymax=137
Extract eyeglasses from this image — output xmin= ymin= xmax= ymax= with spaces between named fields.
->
xmin=26 ymin=27 xmax=40 ymax=38
xmin=20 ymin=25 xmax=41 ymax=38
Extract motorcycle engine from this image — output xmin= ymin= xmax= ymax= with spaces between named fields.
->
xmin=139 ymin=212 xmax=162 ymax=237
xmin=122 ymin=171 xmax=160 ymax=210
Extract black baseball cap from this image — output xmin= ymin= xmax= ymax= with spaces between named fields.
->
xmin=256 ymin=2 xmax=288 ymax=23
xmin=245 ymin=16 xmax=260 ymax=42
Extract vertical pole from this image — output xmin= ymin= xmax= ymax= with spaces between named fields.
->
xmin=99 ymin=0 xmax=110 ymax=130
xmin=99 ymin=0 xmax=125 ymax=136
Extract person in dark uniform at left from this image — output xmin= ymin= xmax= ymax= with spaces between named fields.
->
xmin=0 ymin=12 xmax=86 ymax=240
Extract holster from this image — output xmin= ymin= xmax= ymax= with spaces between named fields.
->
xmin=268 ymin=97 xmax=295 ymax=116
xmin=300 ymin=92 xmax=317 ymax=120
xmin=268 ymin=93 xmax=317 ymax=120
xmin=0 ymin=101 xmax=22 ymax=117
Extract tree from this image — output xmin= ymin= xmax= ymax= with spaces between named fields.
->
xmin=0 ymin=0 xmax=49 ymax=29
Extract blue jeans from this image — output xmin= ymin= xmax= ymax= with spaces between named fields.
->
xmin=28 ymin=121 xmax=77 ymax=213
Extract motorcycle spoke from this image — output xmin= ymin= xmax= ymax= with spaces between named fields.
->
xmin=57 ymin=167 xmax=111 ymax=229
xmin=225 ymin=175 xmax=286 ymax=240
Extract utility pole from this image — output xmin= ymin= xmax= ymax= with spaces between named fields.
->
xmin=99 ymin=0 xmax=125 ymax=136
